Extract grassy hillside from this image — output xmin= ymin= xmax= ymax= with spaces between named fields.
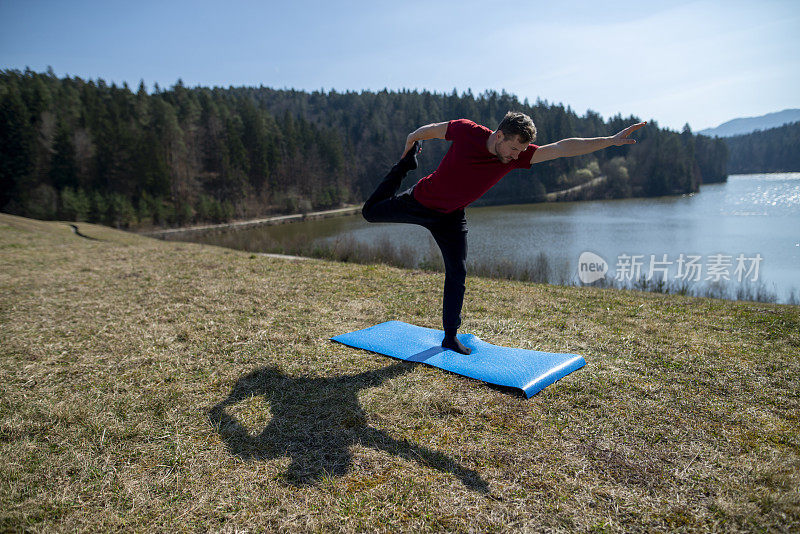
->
xmin=1 ymin=212 xmax=798 ymax=532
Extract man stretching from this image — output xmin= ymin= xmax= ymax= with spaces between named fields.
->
xmin=362 ymin=111 xmax=645 ymax=354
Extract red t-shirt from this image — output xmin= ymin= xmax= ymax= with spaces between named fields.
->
xmin=412 ymin=119 xmax=538 ymax=213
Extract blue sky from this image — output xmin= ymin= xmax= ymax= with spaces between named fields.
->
xmin=1 ymin=0 xmax=798 ymax=131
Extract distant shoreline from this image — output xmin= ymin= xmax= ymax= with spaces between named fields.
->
xmin=139 ymin=176 xmax=612 ymax=238
xmin=139 ymin=204 xmax=362 ymax=238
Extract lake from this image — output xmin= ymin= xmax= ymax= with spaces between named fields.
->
xmin=182 ymin=173 xmax=800 ymax=304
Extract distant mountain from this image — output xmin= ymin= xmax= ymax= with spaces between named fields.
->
xmin=699 ymin=109 xmax=800 ymax=137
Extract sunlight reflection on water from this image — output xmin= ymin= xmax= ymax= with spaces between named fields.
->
xmin=725 ymin=174 xmax=800 ymax=216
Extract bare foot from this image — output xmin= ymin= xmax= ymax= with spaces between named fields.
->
xmin=442 ymin=335 xmax=471 ymax=355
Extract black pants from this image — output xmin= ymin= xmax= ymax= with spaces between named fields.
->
xmin=361 ymin=165 xmax=468 ymax=332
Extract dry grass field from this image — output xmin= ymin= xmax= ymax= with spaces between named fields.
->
xmin=1 ymin=212 xmax=798 ymax=532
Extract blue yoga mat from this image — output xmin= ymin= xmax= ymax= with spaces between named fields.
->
xmin=331 ymin=321 xmax=586 ymax=397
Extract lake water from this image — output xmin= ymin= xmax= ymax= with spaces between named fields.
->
xmin=188 ymin=173 xmax=800 ymax=304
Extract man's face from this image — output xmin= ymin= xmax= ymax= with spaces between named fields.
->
xmin=494 ymin=132 xmax=528 ymax=164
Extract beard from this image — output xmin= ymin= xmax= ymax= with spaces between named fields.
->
xmin=493 ymin=141 xmax=512 ymax=163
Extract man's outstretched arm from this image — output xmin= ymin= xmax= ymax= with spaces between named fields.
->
xmin=530 ymin=122 xmax=646 ymax=164
xmin=402 ymin=122 xmax=449 ymax=158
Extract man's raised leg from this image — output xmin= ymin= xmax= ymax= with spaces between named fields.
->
xmin=362 ymin=141 xmax=420 ymax=221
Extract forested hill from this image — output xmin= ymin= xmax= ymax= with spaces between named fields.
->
xmin=723 ymin=121 xmax=800 ymax=174
xmin=0 ymin=69 xmax=728 ymax=228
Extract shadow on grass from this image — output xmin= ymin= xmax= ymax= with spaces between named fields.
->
xmin=208 ymin=361 xmax=489 ymax=492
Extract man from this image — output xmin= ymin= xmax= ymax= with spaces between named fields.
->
xmin=362 ymin=111 xmax=645 ymax=354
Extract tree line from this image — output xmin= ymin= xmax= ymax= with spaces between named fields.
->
xmin=723 ymin=121 xmax=800 ymax=174
xmin=0 ymin=68 xmax=729 ymax=228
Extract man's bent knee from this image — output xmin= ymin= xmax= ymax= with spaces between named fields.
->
xmin=361 ymin=205 xmax=375 ymax=223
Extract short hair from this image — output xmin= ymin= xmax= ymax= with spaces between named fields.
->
xmin=497 ymin=111 xmax=537 ymax=144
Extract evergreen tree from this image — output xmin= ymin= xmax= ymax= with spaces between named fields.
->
xmin=0 ymin=89 xmax=36 ymax=210
xmin=50 ymin=119 xmax=79 ymax=190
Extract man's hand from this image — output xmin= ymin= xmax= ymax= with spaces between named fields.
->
xmin=402 ymin=137 xmax=418 ymax=159
xmin=609 ymin=122 xmax=647 ymax=146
